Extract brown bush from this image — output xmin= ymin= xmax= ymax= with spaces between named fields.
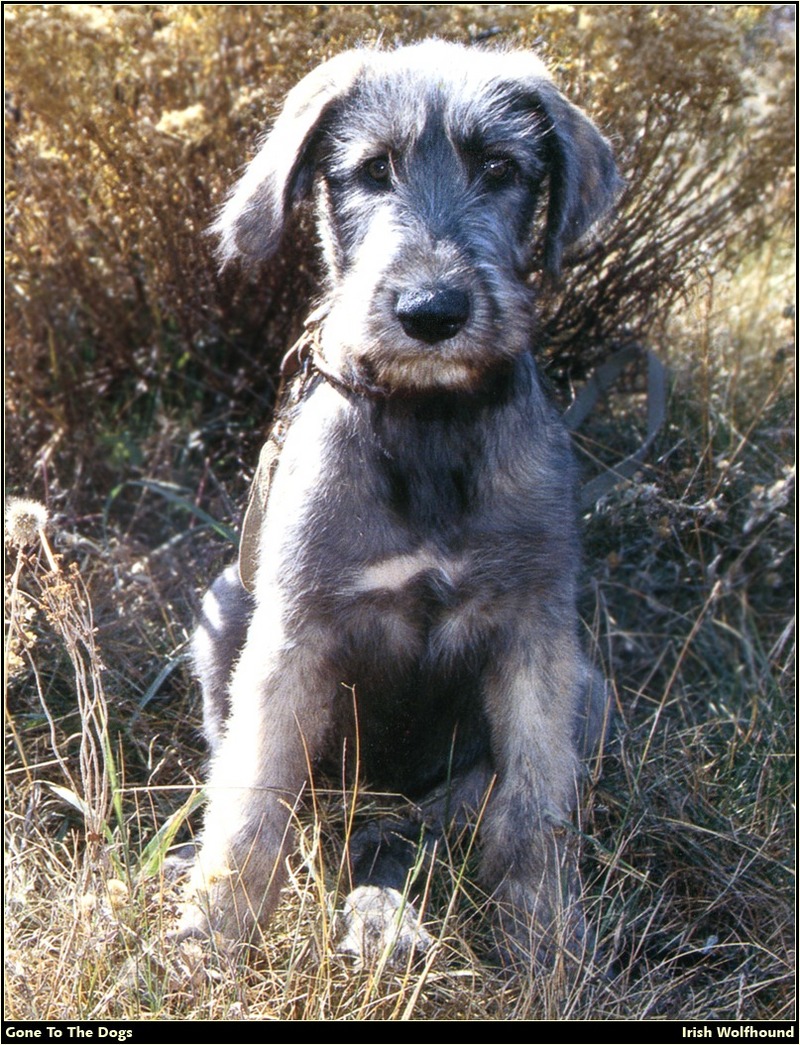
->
xmin=5 ymin=5 xmax=793 ymax=496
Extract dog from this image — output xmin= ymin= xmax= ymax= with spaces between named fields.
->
xmin=180 ymin=39 xmax=619 ymax=970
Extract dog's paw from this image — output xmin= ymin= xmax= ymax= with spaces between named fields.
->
xmin=172 ymin=902 xmax=215 ymax=944
xmin=337 ymin=885 xmax=434 ymax=968
xmin=171 ymin=861 xmax=250 ymax=946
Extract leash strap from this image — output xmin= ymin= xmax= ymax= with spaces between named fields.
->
xmin=564 ymin=344 xmax=668 ymax=510
xmin=238 ymin=328 xmax=318 ymax=593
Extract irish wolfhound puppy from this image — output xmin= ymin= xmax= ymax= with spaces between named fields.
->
xmin=181 ymin=39 xmax=618 ymax=969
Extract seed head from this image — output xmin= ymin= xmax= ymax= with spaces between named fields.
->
xmin=5 ymin=498 xmax=50 ymax=549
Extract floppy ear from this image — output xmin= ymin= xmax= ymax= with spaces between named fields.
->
xmin=533 ymin=82 xmax=623 ymax=276
xmin=212 ymin=50 xmax=368 ymax=265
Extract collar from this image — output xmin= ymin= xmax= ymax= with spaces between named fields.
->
xmin=280 ymin=308 xmax=423 ymax=402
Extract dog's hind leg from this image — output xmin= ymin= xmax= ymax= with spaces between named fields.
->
xmin=191 ymin=564 xmax=254 ymax=754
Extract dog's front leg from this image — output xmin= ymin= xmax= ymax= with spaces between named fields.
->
xmin=180 ymin=607 xmax=333 ymax=943
xmin=479 ymin=629 xmax=587 ymax=971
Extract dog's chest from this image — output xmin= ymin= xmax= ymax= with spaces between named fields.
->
xmin=324 ymin=405 xmax=483 ymax=607
xmin=271 ymin=386 xmax=488 ymax=555
xmin=257 ymin=376 xmax=574 ymax=791
xmin=264 ymin=375 xmax=570 ymax=612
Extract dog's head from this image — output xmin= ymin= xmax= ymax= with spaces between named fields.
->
xmin=214 ymin=41 xmax=622 ymax=394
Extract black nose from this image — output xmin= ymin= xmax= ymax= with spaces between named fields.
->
xmin=396 ymin=287 xmax=470 ymax=344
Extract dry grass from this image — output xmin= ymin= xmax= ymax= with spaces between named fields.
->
xmin=4 ymin=3 xmax=795 ymax=1024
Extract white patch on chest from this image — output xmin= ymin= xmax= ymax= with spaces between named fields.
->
xmin=351 ymin=546 xmax=464 ymax=594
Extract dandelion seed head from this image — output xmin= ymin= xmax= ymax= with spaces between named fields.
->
xmin=5 ymin=498 xmax=50 ymax=548
xmin=105 ymin=879 xmax=130 ymax=909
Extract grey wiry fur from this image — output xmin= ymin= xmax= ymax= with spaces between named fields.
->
xmin=181 ymin=40 xmax=617 ymax=969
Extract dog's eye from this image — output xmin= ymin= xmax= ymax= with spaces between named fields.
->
xmin=364 ymin=156 xmax=392 ymax=187
xmin=481 ymin=156 xmax=516 ymax=186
